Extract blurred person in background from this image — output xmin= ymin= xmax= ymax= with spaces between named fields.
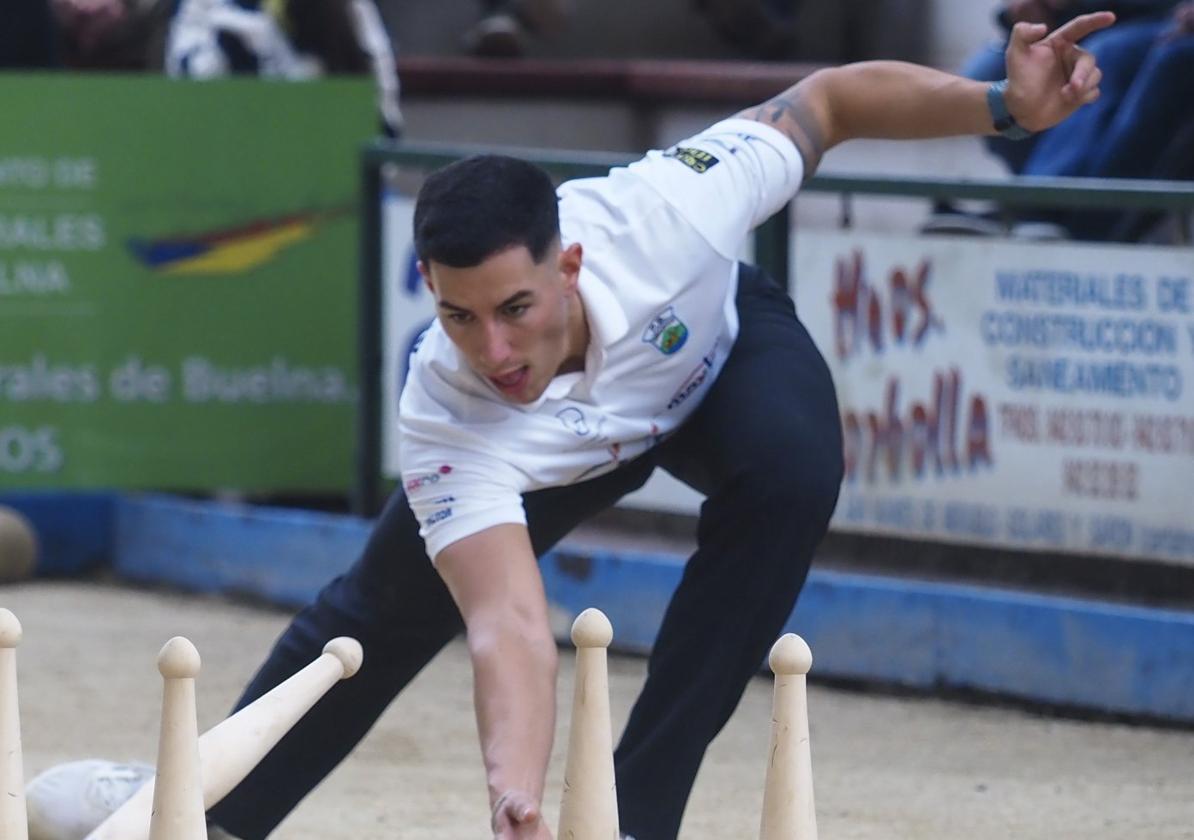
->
xmin=1023 ymin=1 xmax=1193 ymax=239
xmin=928 ymin=0 xmax=1193 ymax=240
xmin=167 ymin=0 xmax=402 ymax=135
xmin=1 ymin=0 xmax=168 ymax=70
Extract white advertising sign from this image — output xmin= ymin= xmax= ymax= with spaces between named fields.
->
xmin=794 ymin=230 xmax=1194 ymax=566
xmin=380 ymin=190 xmax=427 ymax=479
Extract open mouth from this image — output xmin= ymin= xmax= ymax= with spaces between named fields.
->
xmin=488 ymin=366 xmax=529 ymax=396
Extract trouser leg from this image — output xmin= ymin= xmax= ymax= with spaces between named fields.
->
xmin=208 ymin=454 xmax=655 ymax=838
xmin=615 ymin=265 xmax=844 ymax=840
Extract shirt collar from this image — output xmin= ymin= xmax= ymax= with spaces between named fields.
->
xmin=537 ymin=266 xmax=628 ymax=404
xmin=577 ymin=265 xmax=628 ymax=347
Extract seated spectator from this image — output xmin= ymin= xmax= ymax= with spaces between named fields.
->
xmin=167 ymin=0 xmax=402 ymax=135
xmin=1022 ymin=2 xmax=1193 ymax=239
xmin=928 ymin=0 xmax=1193 ymax=241
xmin=1 ymin=0 xmax=168 ymax=71
xmin=960 ymin=0 xmax=1180 ymax=172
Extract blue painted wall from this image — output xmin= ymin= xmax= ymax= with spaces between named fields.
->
xmin=0 ymin=492 xmax=116 ymax=576
xmin=9 ymin=492 xmax=1194 ymax=723
xmin=114 ymin=495 xmax=371 ymax=607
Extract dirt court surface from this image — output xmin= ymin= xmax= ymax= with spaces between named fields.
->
xmin=4 ymin=580 xmax=1193 ymax=839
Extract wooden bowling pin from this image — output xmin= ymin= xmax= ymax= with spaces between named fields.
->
xmin=89 ymin=636 xmax=362 ymax=840
xmin=0 ymin=608 xmax=28 ymax=840
xmin=759 ymin=633 xmax=817 ymax=840
xmin=558 ymin=608 xmax=619 ymax=840
xmin=148 ymin=637 xmax=206 ymax=840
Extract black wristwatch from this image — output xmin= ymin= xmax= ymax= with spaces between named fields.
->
xmin=987 ymin=79 xmax=1033 ymax=141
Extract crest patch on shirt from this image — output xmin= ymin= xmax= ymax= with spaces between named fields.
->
xmin=664 ymin=146 xmax=720 ymax=174
xmin=642 ymin=306 xmax=689 ymax=355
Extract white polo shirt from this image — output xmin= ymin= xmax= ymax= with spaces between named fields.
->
xmin=399 ymin=118 xmax=804 ymax=560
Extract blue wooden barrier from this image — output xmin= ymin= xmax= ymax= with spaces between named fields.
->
xmin=102 ymin=494 xmax=1194 ymax=723
xmin=0 ymin=492 xmax=116 ymax=576
xmin=114 ymin=495 xmax=371 ymax=606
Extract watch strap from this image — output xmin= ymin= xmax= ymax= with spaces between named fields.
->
xmin=987 ymin=79 xmax=1033 ymax=141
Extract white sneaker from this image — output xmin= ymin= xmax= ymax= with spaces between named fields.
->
xmin=26 ymin=759 xmax=155 ymax=840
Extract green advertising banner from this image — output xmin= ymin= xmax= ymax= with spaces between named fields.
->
xmin=0 ymin=75 xmax=375 ymax=492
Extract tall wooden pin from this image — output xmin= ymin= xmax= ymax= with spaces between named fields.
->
xmin=148 ymin=637 xmax=206 ymax=840
xmin=88 ymin=637 xmax=363 ymax=840
xmin=558 ymin=608 xmax=619 ymax=840
xmin=759 ymin=633 xmax=817 ymax=840
xmin=0 ymin=608 xmax=28 ymax=840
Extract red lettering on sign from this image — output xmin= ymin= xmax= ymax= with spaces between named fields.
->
xmin=841 ymin=368 xmax=993 ymax=484
xmin=832 ymin=249 xmax=940 ymax=361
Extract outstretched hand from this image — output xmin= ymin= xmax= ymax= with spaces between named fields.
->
xmin=492 ymin=790 xmax=554 ymax=840
xmin=1003 ymin=11 xmax=1116 ymax=132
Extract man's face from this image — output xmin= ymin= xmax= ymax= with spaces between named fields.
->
xmin=421 ymin=242 xmax=586 ymax=404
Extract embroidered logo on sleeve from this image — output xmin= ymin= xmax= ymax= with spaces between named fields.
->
xmin=664 ymin=146 xmax=720 ymax=174
xmin=642 ymin=306 xmax=689 ymax=355
xmin=404 ymin=464 xmax=453 ymax=493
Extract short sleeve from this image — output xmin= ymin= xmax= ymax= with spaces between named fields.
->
xmin=626 ymin=118 xmax=804 ymax=260
xmin=400 ymin=439 xmax=528 ymax=562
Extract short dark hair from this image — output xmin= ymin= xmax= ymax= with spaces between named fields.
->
xmin=413 ymin=155 xmax=560 ymax=268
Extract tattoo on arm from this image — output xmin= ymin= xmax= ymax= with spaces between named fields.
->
xmin=741 ymin=88 xmax=826 ymax=181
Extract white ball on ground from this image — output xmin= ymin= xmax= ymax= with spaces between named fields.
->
xmin=0 ymin=505 xmax=38 ymax=582
xmin=25 ymin=759 xmax=155 ymax=840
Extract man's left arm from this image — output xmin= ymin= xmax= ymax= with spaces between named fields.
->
xmin=736 ymin=12 xmax=1114 ymax=179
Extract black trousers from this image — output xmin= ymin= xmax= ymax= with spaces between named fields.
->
xmin=208 ymin=264 xmax=844 ymax=840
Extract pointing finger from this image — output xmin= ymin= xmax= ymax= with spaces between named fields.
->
xmin=1048 ymin=11 xmax=1117 ymax=45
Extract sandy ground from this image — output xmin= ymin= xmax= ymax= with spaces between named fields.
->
xmin=3 ymin=580 xmax=1193 ymax=839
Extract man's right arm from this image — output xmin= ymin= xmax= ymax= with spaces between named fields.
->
xmin=733 ymin=12 xmax=1111 ymax=181
xmin=435 ymin=523 xmax=558 ymax=839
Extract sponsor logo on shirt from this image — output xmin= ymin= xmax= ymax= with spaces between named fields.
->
xmin=424 ymin=508 xmax=453 ymax=527
xmin=667 ymin=340 xmax=720 ymax=410
xmin=556 ymin=406 xmax=591 ymax=436
xmin=405 ymin=464 xmax=453 ymax=493
xmin=664 ymin=146 xmax=720 ymax=174
xmin=642 ymin=306 xmax=689 ymax=355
